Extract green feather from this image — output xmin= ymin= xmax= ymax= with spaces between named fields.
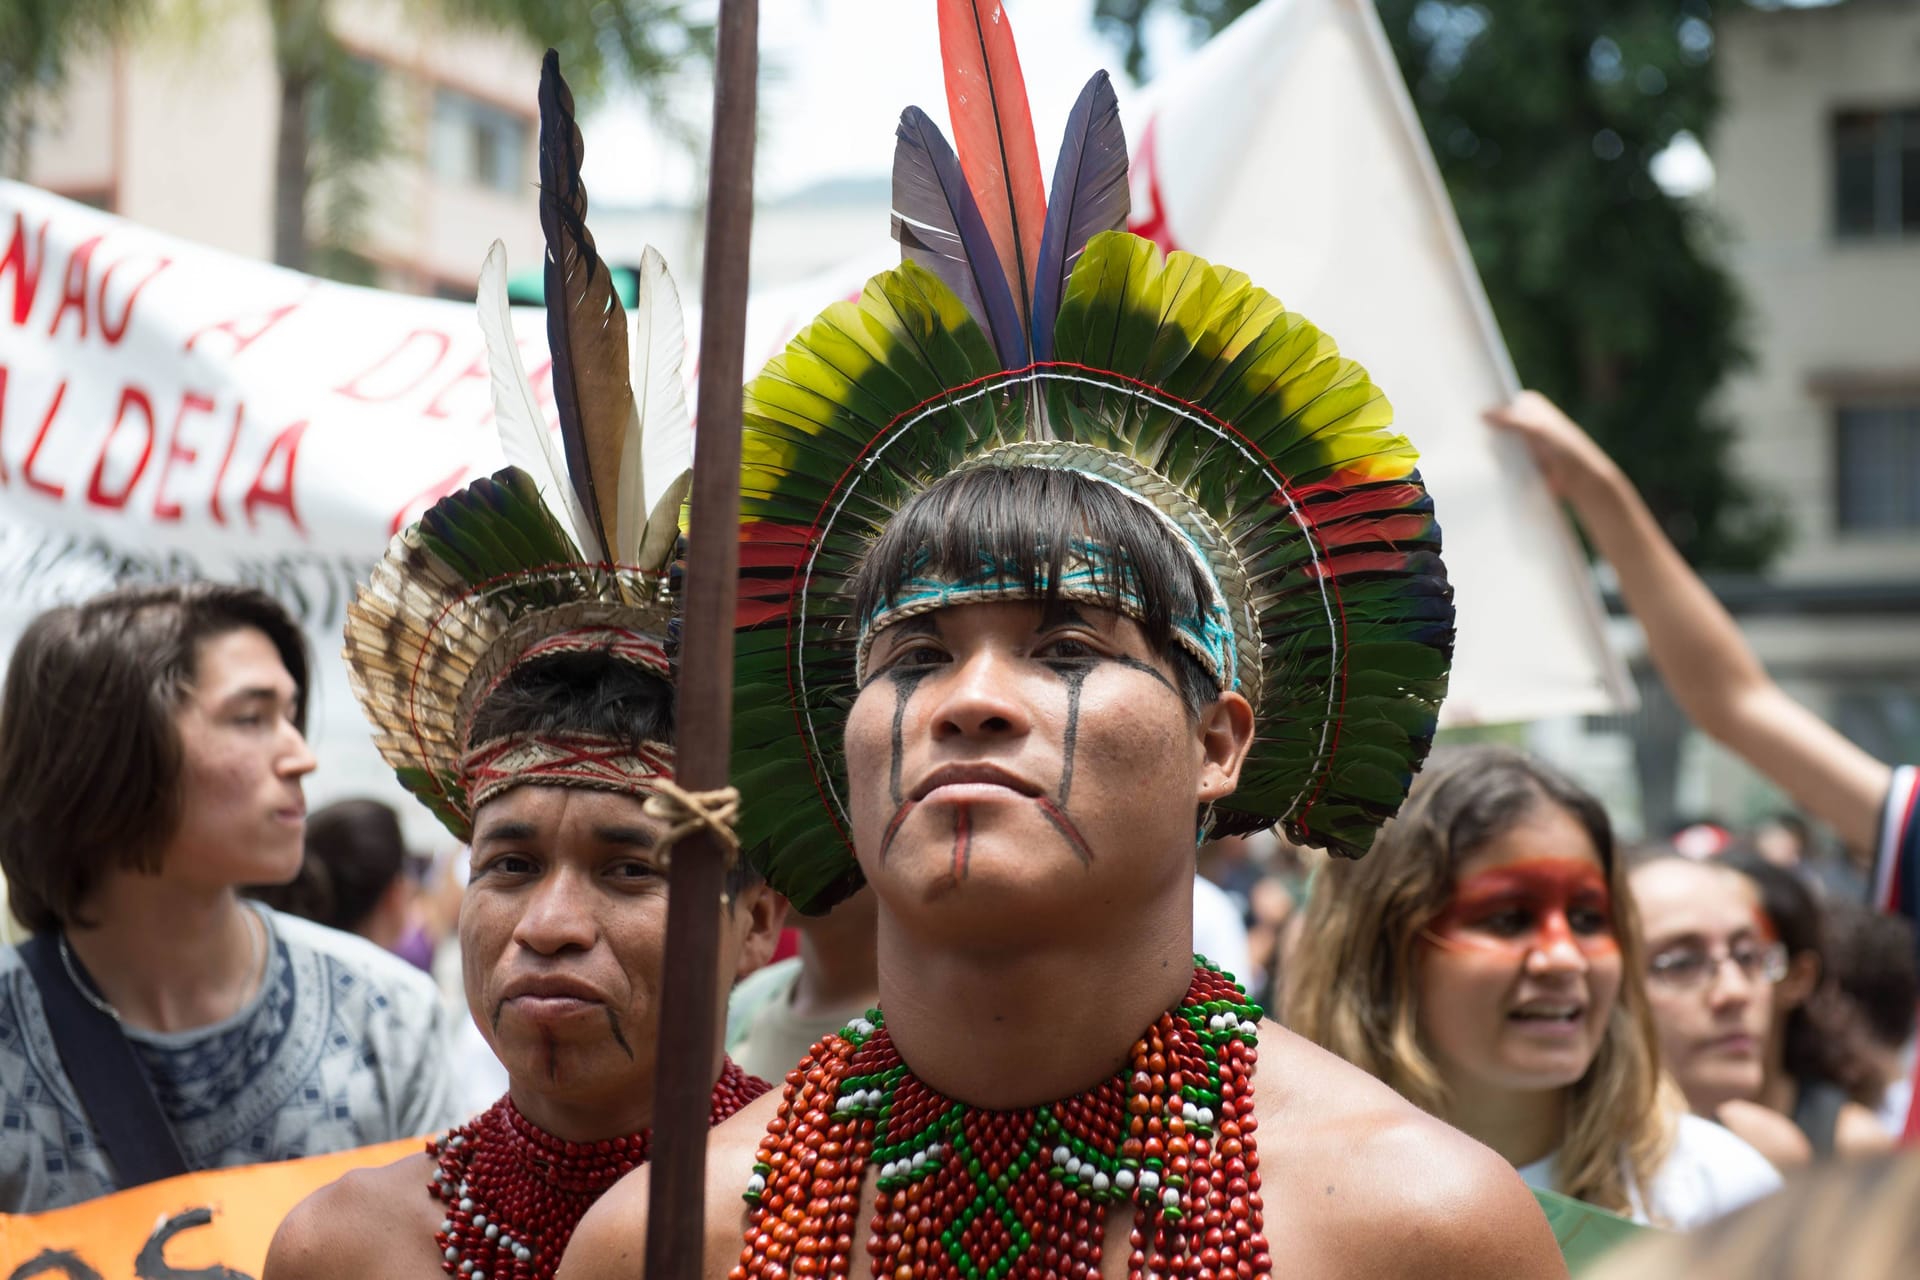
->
xmin=734 ymin=231 xmax=1452 ymax=911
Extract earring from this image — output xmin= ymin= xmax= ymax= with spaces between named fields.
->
xmin=1195 ymin=801 xmax=1217 ymax=847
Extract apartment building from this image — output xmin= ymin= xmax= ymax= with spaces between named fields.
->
xmin=20 ymin=0 xmax=545 ymax=295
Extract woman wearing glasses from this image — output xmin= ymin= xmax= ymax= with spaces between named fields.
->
xmin=1630 ymin=853 xmax=1811 ymax=1171
xmin=1291 ymin=747 xmax=1781 ymax=1228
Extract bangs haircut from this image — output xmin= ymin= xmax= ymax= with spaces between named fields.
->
xmin=467 ymin=648 xmax=760 ymax=897
xmin=850 ymin=465 xmax=1222 ymax=715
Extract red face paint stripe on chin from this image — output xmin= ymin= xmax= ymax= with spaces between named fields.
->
xmin=879 ymin=800 xmax=918 ymax=864
xmin=951 ymin=805 xmax=972 ymax=882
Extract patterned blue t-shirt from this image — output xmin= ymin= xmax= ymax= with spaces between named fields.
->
xmin=0 ymin=902 xmax=460 ymax=1212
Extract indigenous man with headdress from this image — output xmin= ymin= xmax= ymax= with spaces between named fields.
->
xmin=561 ymin=7 xmax=1566 ymax=1279
xmin=265 ymin=55 xmax=783 ymax=1280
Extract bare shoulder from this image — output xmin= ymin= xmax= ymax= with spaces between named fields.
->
xmin=1716 ymin=1098 xmax=1812 ymax=1169
xmin=266 ymin=1152 xmax=438 ymax=1280
xmin=1253 ymin=1026 xmax=1568 ymax=1280
xmin=559 ymin=1089 xmax=782 ymax=1280
xmin=1835 ymin=1100 xmax=1897 ymax=1156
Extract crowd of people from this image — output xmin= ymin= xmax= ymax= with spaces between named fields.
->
xmin=3 ymin=30 xmax=1919 ymax=1280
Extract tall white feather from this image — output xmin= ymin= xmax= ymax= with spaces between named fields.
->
xmin=622 ymin=245 xmax=696 ymax=564
xmin=477 ymin=241 xmax=593 ymax=552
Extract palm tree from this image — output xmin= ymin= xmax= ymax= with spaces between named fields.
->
xmin=273 ymin=0 xmax=709 ymax=274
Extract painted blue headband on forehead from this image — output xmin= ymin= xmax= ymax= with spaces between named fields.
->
xmin=854 ymin=466 xmax=1242 ymax=693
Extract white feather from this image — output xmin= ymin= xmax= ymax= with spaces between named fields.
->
xmin=476 ymin=241 xmax=592 ymax=551
xmin=623 ymin=246 xmax=695 ymax=558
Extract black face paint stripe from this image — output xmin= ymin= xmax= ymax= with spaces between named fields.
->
xmin=605 ymin=1007 xmax=634 ymax=1059
xmin=887 ymin=666 xmax=937 ymax=807
xmin=1055 ymin=663 xmax=1091 ymax=806
xmin=1111 ymin=653 xmax=1181 ymax=698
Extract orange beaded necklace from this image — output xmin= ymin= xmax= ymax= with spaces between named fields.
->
xmin=732 ymin=963 xmax=1270 ymax=1280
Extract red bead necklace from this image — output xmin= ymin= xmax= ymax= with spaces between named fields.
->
xmin=430 ymin=1057 xmax=769 ymax=1280
xmin=731 ymin=962 xmax=1270 ymax=1280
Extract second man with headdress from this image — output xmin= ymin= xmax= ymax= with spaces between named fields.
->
xmin=266 ymin=53 xmax=784 ymax=1280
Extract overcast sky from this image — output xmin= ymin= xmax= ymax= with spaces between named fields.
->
xmin=577 ymin=0 xmax=1714 ymax=209
xmin=580 ymin=0 xmax=1166 ymax=207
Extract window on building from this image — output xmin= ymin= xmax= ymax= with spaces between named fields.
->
xmin=1834 ymin=108 xmax=1920 ymax=238
xmin=1835 ymin=404 xmax=1920 ymax=531
xmin=431 ymin=89 xmax=530 ymax=193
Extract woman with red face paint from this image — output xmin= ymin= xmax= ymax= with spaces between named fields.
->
xmin=1486 ymin=392 xmax=1920 ymax=1139
xmin=1290 ymin=747 xmax=1782 ymax=1228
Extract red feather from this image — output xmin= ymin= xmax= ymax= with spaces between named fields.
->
xmin=937 ymin=0 xmax=1047 ymax=341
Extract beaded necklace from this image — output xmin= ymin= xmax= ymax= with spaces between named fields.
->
xmin=733 ymin=962 xmax=1270 ymax=1280
xmin=431 ymin=1057 xmax=768 ymax=1280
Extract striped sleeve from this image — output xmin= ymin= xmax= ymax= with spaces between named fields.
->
xmin=1880 ymin=767 xmax=1920 ymax=1145
xmin=1872 ymin=765 xmax=1920 ymax=925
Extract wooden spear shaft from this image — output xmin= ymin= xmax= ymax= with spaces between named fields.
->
xmin=645 ymin=2 xmax=757 ymax=1277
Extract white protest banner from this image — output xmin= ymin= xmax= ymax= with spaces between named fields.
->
xmin=1124 ymin=0 xmax=1634 ymax=724
xmin=0 ymin=180 xmax=517 ymax=831
xmin=0 ymin=179 xmax=877 ymax=838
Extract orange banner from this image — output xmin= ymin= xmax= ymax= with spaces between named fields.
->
xmin=0 ymin=1137 xmax=419 ymax=1279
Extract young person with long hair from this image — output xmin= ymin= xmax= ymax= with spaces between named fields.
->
xmin=1290 ymin=747 xmax=1780 ymax=1227
xmin=0 ymin=584 xmax=456 ymax=1211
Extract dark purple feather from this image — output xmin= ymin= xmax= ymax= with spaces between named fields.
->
xmin=537 ymin=48 xmax=615 ymax=562
xmin=892 ymin=105 xmax=1027 ymax=369
xmin=1030 ymin=72 xmax=1130 ymax=363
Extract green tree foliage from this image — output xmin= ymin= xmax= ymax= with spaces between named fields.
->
xmin=272 ymin=0 xmax=709 ymax=276
xmin=1094 ymin=0 xmax=1786 ymax=570
xmin=0 ymin=0 xmax=145 ymax=175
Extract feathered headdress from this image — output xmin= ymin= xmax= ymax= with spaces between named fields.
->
xmin=344 ymin=52 xmax=693 ymax=840
xmin=732 ymin=1 xmax=1455 ymax=914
